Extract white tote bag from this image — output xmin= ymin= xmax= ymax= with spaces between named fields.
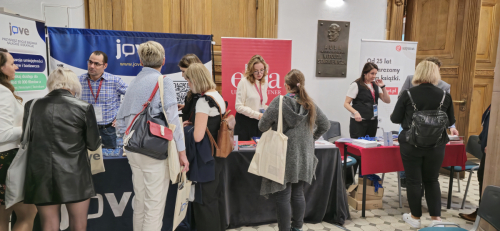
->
xmin=158 ymin=75 xmax=182 ymax=183
xmin=248 ymin=95 xmax=288 ymax=184
xmin=5 ymin=99 xmax=38 ymax=209
xmin=173 ymin=169 xmax=192 ymax=231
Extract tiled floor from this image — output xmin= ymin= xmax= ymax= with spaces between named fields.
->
xmin=229 ymin=170 xmax=479 ymax=231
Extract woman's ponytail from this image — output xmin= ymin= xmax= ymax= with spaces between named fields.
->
xmin=285 ymin=69 xmax=316 ymax=131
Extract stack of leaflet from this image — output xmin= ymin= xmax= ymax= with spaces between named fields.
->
xmin=352 ymin=139 xmax=378 ymax=148
xmin=238 ymin=141 xmax=257 ymax=150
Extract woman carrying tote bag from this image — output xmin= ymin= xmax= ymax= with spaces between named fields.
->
xmin=0 ymin=48 xmax=37 ymax=231
xmin=258 ymin=69 xmax=330 ymax=231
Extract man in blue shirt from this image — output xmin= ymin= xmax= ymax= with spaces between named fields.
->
xmin=79 ymin=51 xmax=128 ymax=148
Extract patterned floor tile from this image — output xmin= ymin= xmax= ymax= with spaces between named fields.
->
xmin=227 ymin=171 xmax=479 ymax=231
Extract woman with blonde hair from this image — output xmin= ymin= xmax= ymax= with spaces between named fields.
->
xmin=184 ymin=63 xmax=227 ymax=231
xmin=116 ymin=41 xmax=189 ymax=231
xmin=391 ymin=61 xmax=456 ymax=228
xmin=258 ymin=69 xmax=330 ymax=231
xmin=0 ymin=48 xmax=37 ymax=231
xmin=22 ymin=67 xmax=101 ymax=231
xmin=234 ymin=55 xmax=269 ymax=140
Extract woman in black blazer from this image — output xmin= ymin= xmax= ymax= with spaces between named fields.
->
xmin=391 ymin=61 xmax=455 ymax=228
xmin=23 ymin=68 xmax=101 ymax=231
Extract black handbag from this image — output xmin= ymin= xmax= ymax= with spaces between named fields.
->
xmin=406 ymin=90 xmax=449 ymax=148
xmin=123 ymin=80 xmax=173 ymax=160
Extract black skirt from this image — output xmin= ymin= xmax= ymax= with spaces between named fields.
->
xmin=234 ymin=113 xmax=262 ymax=141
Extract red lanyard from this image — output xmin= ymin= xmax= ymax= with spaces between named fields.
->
xmin=369 ymin=85 xmax=376 ymax=104
xmin=87 ymin=78 xmax=103 ymax=104
xmin=255 ymin=83 xmax=263 ymax=104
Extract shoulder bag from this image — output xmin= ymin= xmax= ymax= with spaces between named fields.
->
xmin=157 ymin=75 xmax=182 ymax=183
xmin=406 ymin=90 xmax=449 ymax=148
xmin=5 ymin=99 xmax=38 ymax=209
xmin=124 ymin=76 xmax=173 ymax=160
xmin=248 ymin=95 xmax=288 ymax=184
xmin=203 ymin=94 xmax=236 ymax=158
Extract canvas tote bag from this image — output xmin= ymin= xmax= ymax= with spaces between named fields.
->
xmin=248 ymin=95 xmax=288 ymax=184
xmin=173 ymin=168 xmax=192 ymax=230
xmin=87 ymin=145 xmax=105 ymax=175
xmin=5 ymin=99 xmax=37 ymax=209
xmin=157 ymin=75 xmax=182 ymax=183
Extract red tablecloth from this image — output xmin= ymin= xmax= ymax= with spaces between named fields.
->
xmin=336 ymin=142 xmax=467 ymax=175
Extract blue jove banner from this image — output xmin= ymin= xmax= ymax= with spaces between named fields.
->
xmin=48 ymin=27 xmax=212 ymax=104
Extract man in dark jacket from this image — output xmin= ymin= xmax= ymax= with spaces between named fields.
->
xmin=459 ymin=105 xmax=490 ymax=221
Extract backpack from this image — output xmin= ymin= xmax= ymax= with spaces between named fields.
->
xmin=405 ymin=90 xmax=449 ymax=148
xmin=203 ymin=95 xmax=236 ymax=158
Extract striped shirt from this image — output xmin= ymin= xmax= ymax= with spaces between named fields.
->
xmin=79 ymin=72 xmax=128 ymax=125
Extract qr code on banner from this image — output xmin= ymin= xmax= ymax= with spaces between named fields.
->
xmin=174 ymin=81 xmax=190 ymax=104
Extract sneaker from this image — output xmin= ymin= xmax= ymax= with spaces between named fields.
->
xmin=402 ymin=213 xmax=421 ymax=228
xmin=428 ymin=220 xmax=444 ymax=227
xmin=291 ymin=227 xmax=303 ymax=231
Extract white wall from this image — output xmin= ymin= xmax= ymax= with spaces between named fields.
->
xmin=277 ymin=0 xmax=387 ymax=137
xmin=0 ymin=0 xmax=85 ymax=28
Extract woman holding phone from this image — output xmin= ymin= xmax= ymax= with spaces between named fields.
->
xmin=344 ymin=62 xmax=390 ymax=138
xmin=343 ymin=62 xmax=390 ymax=184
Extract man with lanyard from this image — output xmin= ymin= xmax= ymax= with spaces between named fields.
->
xmin=79 ymin=51 xmax=128 ymax=149
xmin=459 ymin=105 xmax=491 ymax=221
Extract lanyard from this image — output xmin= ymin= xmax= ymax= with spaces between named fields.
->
xmin=87 ymin=78 xmax=103 ymax=104
xmin=255 ymin=83 xmax=263 ymax=104
xmin=369 ymin=85 xmax=376 ymax=104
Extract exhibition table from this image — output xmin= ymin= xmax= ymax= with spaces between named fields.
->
xmin=335 ymin=142 xmax=467 ymax=217
xmin=20 ymin=147 xmax=349 ymax=230
xmin=224 ymin=147 xmax=350 ymax=228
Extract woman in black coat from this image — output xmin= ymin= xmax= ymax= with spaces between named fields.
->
xmin=390 ymin=61 xmax=455 ymax=229
xmin=23 ymin=68 xmax=101 ymax=231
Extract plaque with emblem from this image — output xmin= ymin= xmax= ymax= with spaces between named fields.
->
xmin=316 ymin=20 xmax=350 ymax=77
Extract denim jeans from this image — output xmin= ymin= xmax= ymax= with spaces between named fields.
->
xmin=270 ymin=182 xmax=306 ymax=231
xmin=99 ymin=126 xmax=117 ymax=149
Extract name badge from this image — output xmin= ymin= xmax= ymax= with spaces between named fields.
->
xmin=94 ymin=105 xmax=103 ymax=122
xmin=373 ymin=104 xmax=378 ymax=117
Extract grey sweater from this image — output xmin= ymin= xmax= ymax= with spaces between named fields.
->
xmin=258 ymin=96 xmax=330 ymax=196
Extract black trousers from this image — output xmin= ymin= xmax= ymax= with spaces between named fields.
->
xmin=346 ymin=118 xmax=378 ymax=185
xmin=478 ymin=150 xmax=486 ymax=203
xmin=400 ymin=142 xmax=445 ymax=217
xmin=193 ymin=157 xmax=226 ymax=231
xmin=234 ymin=113 xmax=262 ymax=141
xmin=270 ymin=182 xmax=306 ymax=231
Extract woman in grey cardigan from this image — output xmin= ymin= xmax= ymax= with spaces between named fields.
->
xmin=258 ymin=69 xmax=330 ymax=231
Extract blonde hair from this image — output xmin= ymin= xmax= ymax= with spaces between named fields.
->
xmin=412 ymin=60 xmax=441 ymax=86
xmin=47 ymin=67 xmax=82 ymax=97
xmin=244 ymin=55 xmax=268 ymax=85
xmin=185 ymin=63 xmax=216 ymax=94
xmin=138 ymin=41 xmax=165 ymax=68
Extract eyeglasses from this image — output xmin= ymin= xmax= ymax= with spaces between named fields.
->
xmin=253 ymin=69 xmax=265 ymax=75
xmin=88 ymin=60 xmax=104 ymax=67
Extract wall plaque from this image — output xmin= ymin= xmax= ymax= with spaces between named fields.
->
xmin=316 ymin=20 xmax=350 ymax=77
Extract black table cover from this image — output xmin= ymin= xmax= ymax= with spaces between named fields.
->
xmin=224 ymin=148 xmax=350 ymax=228
xmin=16 ymin=148 xmax=349 ymax=230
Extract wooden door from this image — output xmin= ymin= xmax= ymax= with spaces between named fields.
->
xmin=404 ymin=0 xmax=482 ymax=145
xmin=468 ymin=0 xmax=500 ymax=137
